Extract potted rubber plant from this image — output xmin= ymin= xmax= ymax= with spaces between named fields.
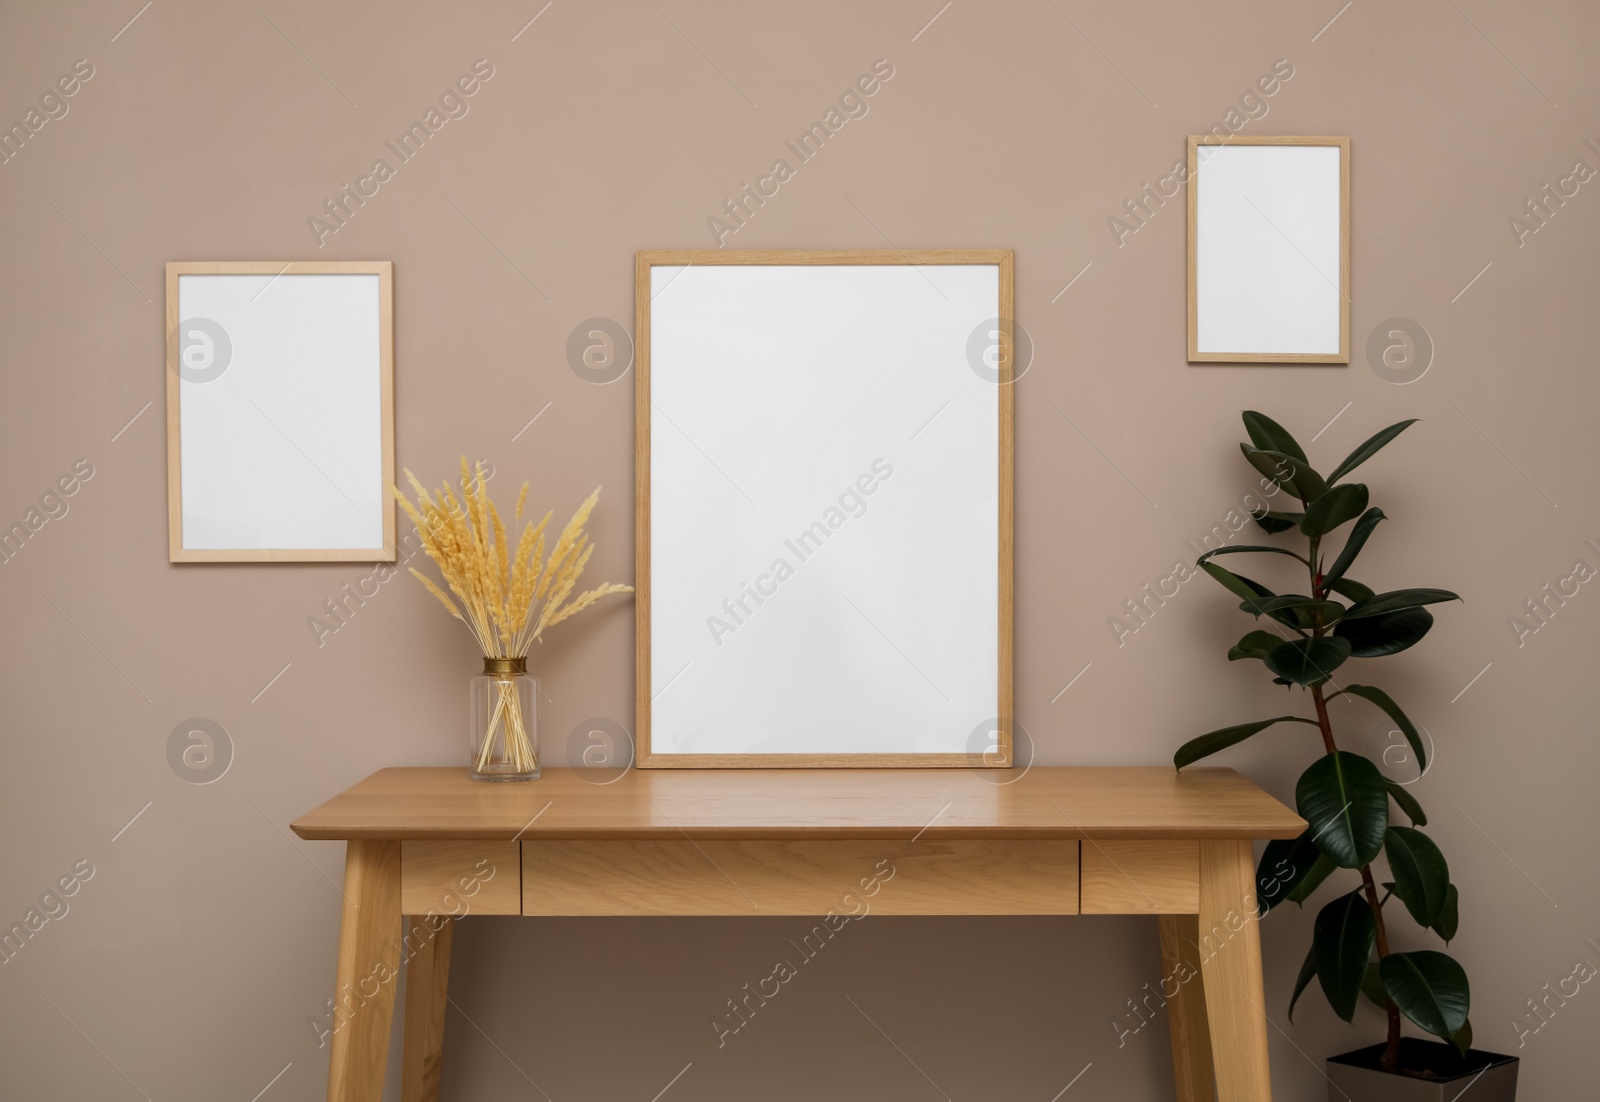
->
xmin=1174 ymin=413 xmax=1519 ymax=1101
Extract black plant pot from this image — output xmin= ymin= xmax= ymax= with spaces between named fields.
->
xmin=1326 ymin=1038 xmax=1518 ymax=1101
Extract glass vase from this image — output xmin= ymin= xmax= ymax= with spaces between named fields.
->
xmin=469 ymin=657 xmax=538 ymax=781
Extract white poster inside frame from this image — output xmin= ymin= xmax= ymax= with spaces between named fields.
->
xmin=636 ymin=250 xmax=1015 ymax=768
xmin=165 ymin=261 xmax=395 ymax=562
xmin=1188 ymin=136 xmax=1350 ymax=363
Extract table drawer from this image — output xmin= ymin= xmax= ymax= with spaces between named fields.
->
xmin=521 ymin=839 xmax=1080 ymax=916
xmin=401 ymin=841 xmax=522 ymax=916
xmin=1079 ymin=839 xmax=1200 ymax=914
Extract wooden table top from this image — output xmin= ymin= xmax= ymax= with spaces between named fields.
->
xmin=291 ymin=766 xmax=1304 ymax=842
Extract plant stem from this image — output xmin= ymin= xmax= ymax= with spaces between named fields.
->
xmin=1308 ymin=540 xmax=1403 ymax=1074
xmin=1310 ymin=682 xmax=1339 ymax=756
xmin=1361 ymin=863 xmax=1404 ymax=1071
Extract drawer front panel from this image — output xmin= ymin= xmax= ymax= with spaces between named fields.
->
xmin=1080 ymin=839 xmax=1199 ymax=914
xmin=401 ymin=841 xmax=521 ymax=916
xmin=522 ymin=839 xmax=1080 ymax=916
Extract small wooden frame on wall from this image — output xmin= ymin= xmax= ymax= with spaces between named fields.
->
xmin=1187 ymin=135 xmax=1350 ymax=363
xmin=165 ymin=261 xmax=395 ymax=562
xmin=635 ymin=249 xmax=1015 ymax=768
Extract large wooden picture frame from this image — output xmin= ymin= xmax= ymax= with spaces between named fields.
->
xmin=636 ymin=249 xmax=1014 ymax=768
xmin=166 ymin=260 xmax=395 ymax=562
xmin=1187 ymin=136 xmax=1351 ymax=363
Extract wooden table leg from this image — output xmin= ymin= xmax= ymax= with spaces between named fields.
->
xmin=327 ymin=840 xmax=402 ymax=1102
xmin=1160 ymin=913 xmax=1216 ymax=1102
xmin=401 ymin=916 xmax=454 ymax=1102
xmin=1197 ymin=840 xmax=1272 ymax=1101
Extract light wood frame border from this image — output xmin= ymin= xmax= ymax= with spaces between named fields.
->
xmin=634 ymin=249 xmax=1015 ymax=769
xmin=165 ymin=260 xmax=396 ymax=563
xmin=1186 ymin=136 xmax=1350 ymax=364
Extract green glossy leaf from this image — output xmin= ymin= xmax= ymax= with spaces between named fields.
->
xmin=1451 ymin=1017 xmax=1473 ymax=1056
xmin=1314 ymin=890 xmax=1377 ymax=1022
xmin=1202 ymin=564 xmax=1307 ymax=633
xmin=1257 ymin=830 xmax=1323 ymax=913
xmin=1381 ymin=950 xmax=1470 ymax=1040
xmin=1242 ymin=445 xmax=1329 ymax=503
xmin=1243 ymin=410 xmax=1309 ymax=463
xmin=1265 ymin=637 xmax=1352 ymax=686
xmin=1343 ymin=589 xmax=1462 ymax=620
xmin=1286 ymin=853 xmax=1337 ymax=905
xmin=1197 ymin=545 xmax=1312 ymax=568
xmin=1173 ymin=715 xmax=1317 ymax=770
xmin=1386 ymin=827 xmax=1451 ymax=926
xmin=1289 ymin=943 xmax=1318 ymax=1021
xmin=1338 ymin=685 xmax=1425 ymax=773
xmin=1301 ymin=484 xmax=1370 ymax=537
xmin=1435 ymin=884 xmax=1460 ymax=944
xmin=1384 ymin=779 xmax=1427 ymax=826
xmin=1251 ymin=509 xmax=1301 ymax=534
xmin=1244 ymin=595 xmax=1345 ymax=629
xmin=1361 ymin=961 xmax=1389 ymax=1008
xmin=1228 ymin=630 xmax=1283 ymax=662
xmin=1240 ymin=592 xmax=1306 ymax=617
xmin=1323 ymin=508 xmax=1385 ymax=589
xmin=1327 ymin=577 xmax=1375 ymax=603
xmin=1199 ymin=560 xmax=1275 ymax=602
xmin=1296 ymin=752 xmax=1389 ymax=867
xmin=1326 ymin=419 xmax=1419 ymax=485
xmin=1335 ymin=607 xmax=1434 ymax=658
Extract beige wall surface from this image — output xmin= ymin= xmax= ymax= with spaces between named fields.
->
xmin=2 ymin=2 xmax=1597 ymax=1099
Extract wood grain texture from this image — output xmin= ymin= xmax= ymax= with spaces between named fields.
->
xmin=1186 ymin=137 xmax=1200 ymax=364
xmin=1080 ymin=839 xmax=1200 ymax=914
xmin=400 ymin=841 xmax=520 ymax=916
xmin=633 ymin=248 xmax=1014 ymax=768
xmin=1185 ymin=136 xmax=1351 ymax=364
xmin=635 ymin=249 xmax=1015 ymax=267
xmin=637 ymin=752 xmax=1003 ymax=768
xmin=291 ymin=766 xmax=1304 ymax=842
xmin=400 ymin=916 xmax=452 ymax=1102
xmin=164 ymin=262 xmax=182 ymax=560
xmin=326 ymin=840 xmax=401 ymax=1102
xmin=1159 ymin=913 xmax=1216 ymax=1102
xmin=521 ymin=838 xmax=1077 ymax=916
xmin=165 ymin=259 xmax=396 ymax=562
xmin=633 ymin=248 xmax=653 ymax=774
xmin=996 ymin=250 xmax=1015 ymax=765
xmin=1196 ymin=839 xmax=1273 ymax=1101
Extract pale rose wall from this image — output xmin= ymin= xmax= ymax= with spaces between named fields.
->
xmin=1 ymin=2 xmax=1596 ymax=1099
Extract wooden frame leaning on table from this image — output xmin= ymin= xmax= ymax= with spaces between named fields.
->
xmin=1186 ymin=135 xmax=1351 ymax=364
xmin=634 ymin=249 xmax=1015 ymax=769
xmin=165 ymin=260 xmax=395 ymax=562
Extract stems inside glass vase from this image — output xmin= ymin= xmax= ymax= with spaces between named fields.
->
xmin=476 ymin=674 xmax=536 ymax=774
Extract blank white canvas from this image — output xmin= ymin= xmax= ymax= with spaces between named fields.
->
xmin=178 ymin=273 xmax=384 ymax=550
xmin=1195 ymin=144 xmax=1342 ymax=355
xmin=649 ymin=264 xmax=1000 ymax=756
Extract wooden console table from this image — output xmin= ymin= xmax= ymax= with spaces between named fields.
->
xmin=292 ymin=766 xmax=1303 ymax=1102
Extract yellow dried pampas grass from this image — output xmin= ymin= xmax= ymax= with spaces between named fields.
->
xmin=391 ymin=458 xmax=632 ymax=658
